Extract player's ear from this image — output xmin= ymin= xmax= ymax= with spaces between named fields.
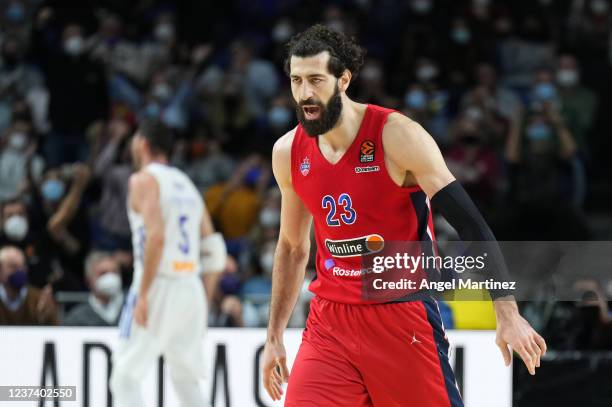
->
xmin=338 ymin=69 xmax=351 ymax=92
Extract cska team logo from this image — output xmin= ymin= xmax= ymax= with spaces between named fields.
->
xmin=300 ymin=157 xmax=311 ymax=176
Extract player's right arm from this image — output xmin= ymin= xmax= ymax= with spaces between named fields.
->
xmin=129 ymin=171 xmax=164 ymax=327
xmin=263 ymin=128 xmax=312 ymax=401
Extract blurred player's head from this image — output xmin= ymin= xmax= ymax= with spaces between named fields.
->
xmin=131 ymin=119 xmax=173 ymax=169
xmin=285 ymin=24 xmax=365 ymax=137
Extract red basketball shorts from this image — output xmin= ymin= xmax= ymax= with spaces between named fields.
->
xmin=285 ymin=296 xmax=464 ymax=407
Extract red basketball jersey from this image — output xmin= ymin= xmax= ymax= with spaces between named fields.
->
xmin=291 ymin=104 xmax=436 ymax=304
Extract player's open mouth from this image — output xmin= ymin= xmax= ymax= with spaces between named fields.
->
xmin=303 ymin=105 xmax=321 ymax=120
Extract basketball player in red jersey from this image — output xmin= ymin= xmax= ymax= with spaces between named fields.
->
xmin=262 ymin=25 xmax=546 ymax=406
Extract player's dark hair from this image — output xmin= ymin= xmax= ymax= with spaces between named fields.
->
xmin=284 ymin=24 xmax=366 ymax=79
xmin=137 ymin=119 xmax=173 ymax=157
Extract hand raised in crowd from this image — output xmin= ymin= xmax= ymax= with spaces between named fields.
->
xmin=108 ymin=119 xmax=130 ymax=143
xmin=36 ymin=284 xmax=58 ymax=323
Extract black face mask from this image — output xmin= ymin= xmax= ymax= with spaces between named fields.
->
xmin=295 ymin=84 xmax=343 ymax=138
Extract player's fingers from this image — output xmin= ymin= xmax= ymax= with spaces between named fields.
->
xmin=496 ymin=339 xmax=511 ymax=366
xmin=527 ymin=339 xmax=541 ymax=368
xmin=515 ymin=344 xmax=535 ymax=375
xmin=277 ymin=357 xmax=290 ymax=382
xmin=263 ymin=370 xmax=278 ymax=400
xmin=270 ymin=372 xmax=283 ymax=400
xmin=262 ymin=369 xmax=273 ymax=399
xmin=272 ymin=366 xmax=283 ymax=390
xmin=534 ymin=333 xmax=547 ymax=357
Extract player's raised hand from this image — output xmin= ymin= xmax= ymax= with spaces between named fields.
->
xmin=262 ymin=340 xmax=290 ymax=401
xmin=134 ymin=295 xmax=149 ymax=327
xmin=494 ymin=302 xmax=547 ymax=375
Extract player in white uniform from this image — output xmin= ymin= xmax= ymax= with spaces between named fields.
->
xmin=110 ymin=120 xmax=227 ymax=407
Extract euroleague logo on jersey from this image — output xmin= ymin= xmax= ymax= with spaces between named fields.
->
xmin=325 ymin=234 xmax=384 ymax=257
xmin=300 ymin=157 xmax=310 ymax=176
xmin=359 ymin=140 xmax=375 ymax=163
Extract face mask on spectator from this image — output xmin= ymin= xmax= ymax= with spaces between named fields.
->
xmin=526 ymin=122 xmax=553 ymax=142
xmin=145 ymin=103 xmax=161 ymax=118
xmin=3 ymin=215 xmax=28 ymax=241
xmin=64 ymin=36 xmax=84 ymax=56
xmin=404 ymin=89 xmax=427 ymax=110
xmin=533 ymin=82 xmax=557 ymax=102
xmin=7 ymin=268 xmax=27 ymax=290
xmin=452 ymin=28 xmax=471 ymax=44
xmin=152 ymin=83 xmax=172 ymax=101
xmin=591 ymin=0 xmax=609 ymax=15
xmin=155 ymin=23 xmax=175 ymax=42
xmin=268 ymin=106 xmax=291 ymax=128
xmin=260 ymin=208 xmax=280 ymax=228
xmin=41 ymin=179 xmax=66 ymax=203
xmin=272 ymin=21 xmax=293 ymax=43
xmin=260 ymin=250 xmax=275 ymax=274
xmin=5 ymin=3 xmax=25 ymax=23
xmin=95 ymin=272 xmax=122 ymax=297
xmin=416 ymin=64 xmax=438 ymax=82
xmin=411 ymin=0 xmax=433 ymax=14
xmin=556 ymin=69 xmax=579 ymax=87
xmin=465 ymin=106 xmax=484 ymax=122
xmin=8 ymin=132 xmax=27 ymax=151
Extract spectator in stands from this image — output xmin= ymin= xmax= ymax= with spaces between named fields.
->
xmin=0 ymin=35 xmax=48 ymax=133
xmin=31 ymin=163 xmax=91 ymax=290
xmin=181 ymin=136 xmax=234 ymax=193
xmin=556 ymin=53 xmax=598 ymax=152
xmin=91 ymin=117 xmax=132 ymax=251
xmin=503 ymin=104 xmax=589 ymax=239
xmin=209 ymin=256 xmax=244 ymax=327
xmin=0 ymin=198 xmax=31 ymax=249
xmin=205 ymin=155 xmax=270 ymax=241
xmin=0 ymin=116 xmax=44 ymax=200
xmin=445 ymin=112 xmax=501 ymax=212
xmin=461 ymin=63 xmax=522 ymax=123
xmin=0 ymin=245 xmax=58 ymax=325
xmin=62 ymin=252 xmax=124 ymax=326
xmin=38 ymin=23 xmax=109 ymax=166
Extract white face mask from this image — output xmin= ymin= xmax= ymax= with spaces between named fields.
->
xmin=591 ymin=0 xmax=610 ymax=15
xmin=3 ymin=215 xmax=28 ymax=241
xmin=64 ymin=36 xmax=84 ymax=56
xmin=8 ymin=132 xmax=27 ymax=150
xmin=412 ymin=0 xmax=433 ymax=14
xmin=272 ymin=21 xmax=293 ymax=43
xmin=416 ymin=64 xmax=438 ymax=82
xmin=155 ymin=23 xmax=175 ymax=41
xmin=260 ymin=251 xmax=275 ymax=274
xmin=259 ymin=208 xmax=280 ymax=228
xmin=95 ymin=273 xmax=122 ymax=297
xmin=152 ymin=83 xmax=172 ymax=101
xmin=556 ymin=69 xmax=579 ymax=87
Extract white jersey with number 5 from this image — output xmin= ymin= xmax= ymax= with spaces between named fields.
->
xmin=128 ymin=162 xmax=204 ymax=290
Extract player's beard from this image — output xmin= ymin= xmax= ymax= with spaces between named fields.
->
xmin=296 ymin=85 xmax=343 ymax=138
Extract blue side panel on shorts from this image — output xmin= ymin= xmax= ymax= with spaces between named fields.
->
xmin=118 ymin=292 xmax=137 ymax=339
xmin=424 ymin=299 xmax=464 ymax=407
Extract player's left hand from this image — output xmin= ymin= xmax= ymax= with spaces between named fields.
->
xmin=134 ymin=295 xmax=148 ymax=327
xmin=495 ymin=303 xmax=547 ymax=376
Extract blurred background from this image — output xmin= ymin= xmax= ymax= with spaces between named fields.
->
xmin=1 ymin=0 xmax=612 ymax=405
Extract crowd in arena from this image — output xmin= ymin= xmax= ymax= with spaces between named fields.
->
xmin=1 ymin=0 xmax=611 ymax=349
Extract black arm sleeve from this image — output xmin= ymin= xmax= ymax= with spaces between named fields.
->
xmin=431 ymin=180 xmax=513 ymax=299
